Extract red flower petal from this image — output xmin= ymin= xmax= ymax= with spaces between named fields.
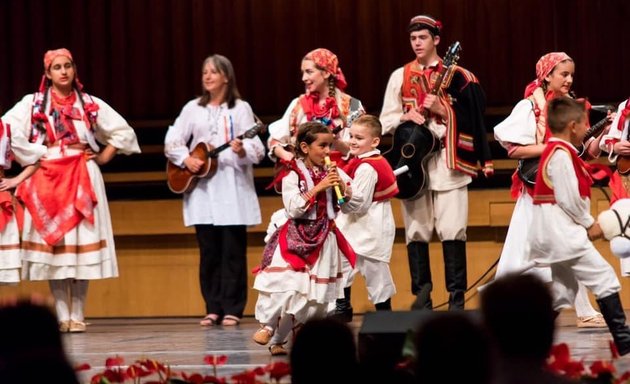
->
xmin=590 ymin=360 xmax=616 ymax=375
xmin=181 ymin=372 xmax=205 ymax=384
xmin=202 ymin=375 xmax=227 ymax=384
xmin=203 ymin=354 xmax=228 ymax=365
xmin=74 ymin=363 xmax=91 ymax=372
xmin=105 ymin=356 xmax=125 ymax=367
xmin=266 ymin=361 xmax=291 ymax=379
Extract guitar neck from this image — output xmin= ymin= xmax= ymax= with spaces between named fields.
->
xmin=429 ymin=69 xmax=448 ymax=95
xmin=584 ymin=116 xmax=609 ymax=142
xmin=207 ymin=123 xmax=263 ymax=158
xmin=208 ymin=140 xmax=235 ymax=157
xmin=421 ymin=66 xmax=451 ymax=118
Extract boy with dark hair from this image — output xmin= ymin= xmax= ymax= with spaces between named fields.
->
xmin=529 ymin=96 xmax=630 ymax=355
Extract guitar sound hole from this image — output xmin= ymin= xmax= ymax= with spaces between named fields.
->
xmin=401 ymin=143 xmax=416 ymax=159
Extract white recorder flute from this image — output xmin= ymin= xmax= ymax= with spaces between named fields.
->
xmin=324 ymin=156 xmax=345 ymax=205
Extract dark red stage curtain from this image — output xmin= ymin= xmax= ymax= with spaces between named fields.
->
xmin=0 ymin=0 xmax=628 ymax=121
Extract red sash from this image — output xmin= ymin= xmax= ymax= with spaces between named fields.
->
xmin=16 ymin=154 xmax=97 ymax=245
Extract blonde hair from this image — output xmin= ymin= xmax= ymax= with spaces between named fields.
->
xmin=352 ymin=114 xmax=382 ymax=138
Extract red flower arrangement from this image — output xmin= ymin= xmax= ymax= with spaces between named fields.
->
xmin=547 ymin=342 xmax=630 ymax=383
xmin=81 ymin=354 xmax=291 ymax=384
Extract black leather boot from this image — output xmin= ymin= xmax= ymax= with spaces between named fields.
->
xmin=375 ymin=298 xmax=391 ymax=311
xmin=330 ymin=287 xmax=353 ymax=322
xmin=408 ymin=241 xmax=433 ymax=310
xmin=443 ymin=240 xmax=467 ymax=310
xmin=596 ymin=292 xmax=630 ymax=356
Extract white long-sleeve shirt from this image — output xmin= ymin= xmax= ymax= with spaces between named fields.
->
xmin=529 ymin=138 xmax=596 ymax=264
xmin=164 ymin=98 xmax=264 ymax=226
xmin=335 ymin=150 xmax=395 ymax=262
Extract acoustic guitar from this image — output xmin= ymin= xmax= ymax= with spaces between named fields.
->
xmin=517 ymin=114 xmax=612 ymax=187
xmin=166 ymin=122 xmax=264 ymax=194
xmin=382 ymin=41 xmax=461 ymax=200
xmin=617 ymin=150 xmax=630 ymax=175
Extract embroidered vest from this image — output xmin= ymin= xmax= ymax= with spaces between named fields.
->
xmin=343 ymin=155 xmax=398 ymax=201
xmin=401 ymin=60 xmax=493 ymax=177
xmin=532 ymin=141 xmax=592 ymax=204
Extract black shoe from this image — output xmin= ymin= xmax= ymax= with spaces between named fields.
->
xmin=329 ymin=306 xmax=353 ymax=323
xmin=597 ymin=292 xmax=630 ymax=356
xmin=375 ymin=299 xmax=391 ymax=311
xmin=330 ymin=287 xmax=353 ymax=322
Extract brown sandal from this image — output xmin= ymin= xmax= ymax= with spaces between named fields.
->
xmin=269 ymin=343 xmax=288 ymax=356
xmin=200 ymin=314 xmax=219 ymax=327
xmin=252 ymin=326 xmax=274 ymax=345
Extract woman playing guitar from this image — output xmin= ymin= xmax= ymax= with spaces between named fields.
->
xmin=494 ymin=52 xmax=613 ymax=328
xmin=164 ymin=54 xmax=265 ymax=328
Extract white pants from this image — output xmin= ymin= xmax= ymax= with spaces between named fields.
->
xmin=401 ymin=187 xmax=468 ymax=243
xmin=549 ymin=252 xmax=620 ymax=311
xmin=341 ymin=256 xmax=396 ymax=304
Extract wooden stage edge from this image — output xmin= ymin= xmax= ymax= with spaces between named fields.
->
xmin=65 ymin=312 xmax=620 ymax=384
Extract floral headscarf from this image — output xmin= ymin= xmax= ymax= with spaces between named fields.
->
xmin=44 ymin=48 xmax=73 ymax=70
xmin=40 ymin=47 xmax=84 ymax=92
xmin=304 ymin=48 xmax=347 ymax=91
xmin=524 ymin=52 xmax=572 ymax=98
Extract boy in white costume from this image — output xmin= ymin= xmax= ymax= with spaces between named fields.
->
xmin=529 ymin=97 xmax=630 ymax=355
xmin=334 ymin=115 xmax=398 ymax=321
xmin=494 ymin=52 xmax=606 ymax=328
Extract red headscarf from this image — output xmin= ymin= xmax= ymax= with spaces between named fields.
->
xmin=39 ymin=48 xmax=84 ymax=92
xmin=524 ymin=52 xmax=572 ymax=98
xmin=304 ymin=48 xmax=347 ymax=91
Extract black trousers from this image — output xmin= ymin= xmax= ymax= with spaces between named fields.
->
xmin=195 ymin=224 xmax=247 ymax=318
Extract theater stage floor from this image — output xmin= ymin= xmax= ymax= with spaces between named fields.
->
xmin=65 ymin=312 xmax=621 ymax=383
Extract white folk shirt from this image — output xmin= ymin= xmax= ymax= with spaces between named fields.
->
xmin=600 ymin=99 xmax=629 ymax=163
xmin=493 ymin=99 xmax=537 ymax=148
xmin=164 ymin=98 xmax=264 ymax=227
xmin=335 ymin=150 xmax=395 ymax=262
xmin=380 ymin=66 xmax=470 ymax=191
xmin=528 ymin=138 xmax=595 ymax=265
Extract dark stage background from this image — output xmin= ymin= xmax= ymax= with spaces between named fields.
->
xmin=1 ymin=0 xmax=629 ymax=122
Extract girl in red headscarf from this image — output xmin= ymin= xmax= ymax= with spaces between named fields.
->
xmin=1 ymin=48 xmax=140 ymax=332
xmin=267 ymin=48 xmax=364 ymax=164
xmin=493 ymin=52 xmax=611 ymax=328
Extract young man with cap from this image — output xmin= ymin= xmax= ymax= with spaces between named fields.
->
xmin=380 ymin=15 xmax=494 ymax=310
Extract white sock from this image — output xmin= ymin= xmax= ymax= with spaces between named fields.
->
xmin=574 ymin=283 xmax=600 ymax=318
xmin=270 ymin=315 xmax=294 ymax=345
xmin=49 ymin=279 xmax=71 ymax=322
xmin=70 ymin=280 xmax=89 ymax=322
